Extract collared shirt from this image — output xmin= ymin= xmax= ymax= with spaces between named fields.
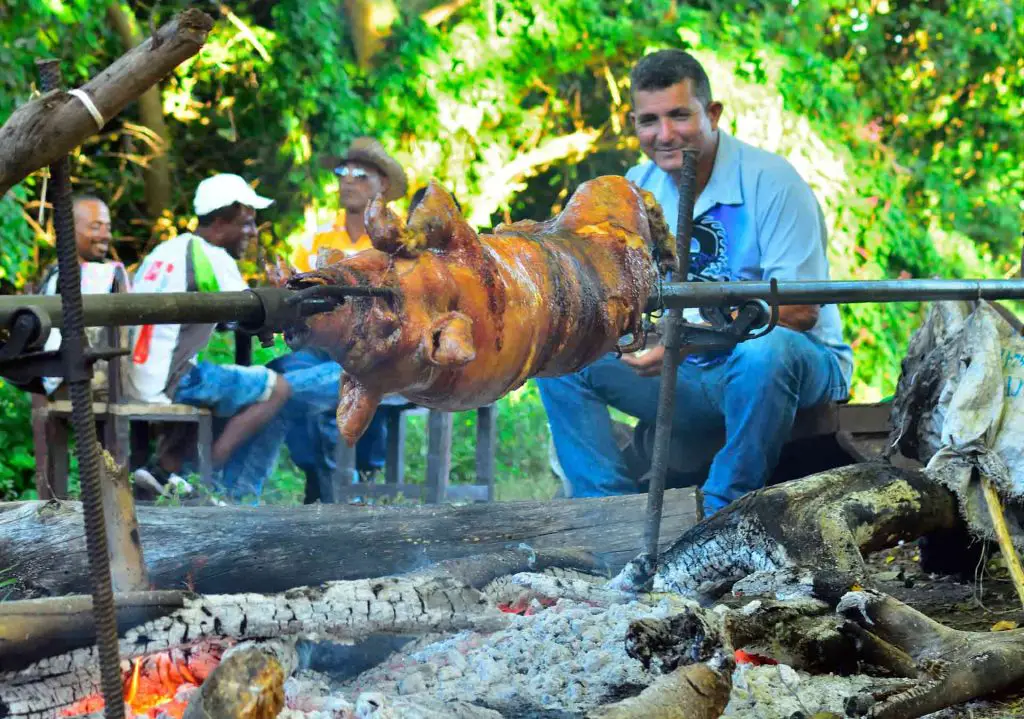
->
xmin=626 ymin=130 xmax=853 ymax=390
xmin=292 ymin=210 xmax=373 ymax=273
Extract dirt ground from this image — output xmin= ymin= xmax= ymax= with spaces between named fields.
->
xmin=860 ymin=539 xmax=1024 ymax=718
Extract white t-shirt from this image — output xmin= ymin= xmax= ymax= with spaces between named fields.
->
xmin=40 ymin=261 xmax=130 ymax=396
xmin=124 ymin=233 xmax=246 ymax=403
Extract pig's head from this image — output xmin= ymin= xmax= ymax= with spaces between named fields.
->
xmin=283 ymin=184 xmax=478 ymax=383
xmin=283 ymin=248 xmax=404 ymax=372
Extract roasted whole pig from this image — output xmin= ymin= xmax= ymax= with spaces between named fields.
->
xmin=284 ymin=175 xmax=673 ymax=445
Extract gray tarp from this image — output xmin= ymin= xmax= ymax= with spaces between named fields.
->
xmin=890 ymin=301 xmax=1024 ymax=549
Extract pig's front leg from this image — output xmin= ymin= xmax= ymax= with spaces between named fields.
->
xmin=337 ymin=374 xmax=383 ymax=446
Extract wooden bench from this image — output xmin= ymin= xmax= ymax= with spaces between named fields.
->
xmin=326 ymin=403 xmax=498 ymax=504
xmin=31 ymin=313 xmax=215 ymax=499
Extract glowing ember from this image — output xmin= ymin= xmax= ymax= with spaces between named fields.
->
xmin=60 ymin=642 xmax=226 ymax=719
xmin=497 ymin=594 xmax=557 ymax=616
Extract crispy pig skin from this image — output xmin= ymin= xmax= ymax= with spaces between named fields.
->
xmin=285 ymin=175 xmax=673 ymax=445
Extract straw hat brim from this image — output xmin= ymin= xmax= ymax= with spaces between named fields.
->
xmin=320 ymin=139 xmax=408 ymax=202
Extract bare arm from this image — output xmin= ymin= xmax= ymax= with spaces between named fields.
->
xmin=777 ymin=304 xmax=820 ymax=332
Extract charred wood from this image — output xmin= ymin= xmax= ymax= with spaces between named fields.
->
xmin=586 ymin=659 xmax=733 ymax=719
xmin=182 ymin=646 xmax=285 ymax=719
xmin=837 ymin=589 xmax=1024 ymax=719
xmin=644 ymin=463 xmax=958 ymax=602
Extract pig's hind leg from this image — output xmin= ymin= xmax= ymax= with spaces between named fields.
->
xmin=336 ymin=374 xmax=383 ymax=446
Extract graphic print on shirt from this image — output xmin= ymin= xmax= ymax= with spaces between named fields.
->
xmin=688 ymin=212 xmax=731 ymax=282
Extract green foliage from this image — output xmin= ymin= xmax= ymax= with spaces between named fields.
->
xmin=398 ymin=381 xmax=559 ymax=502
xmin=0 ymin=380 xmax=37 ymax=499
xmin=1 ymin=0 xmax=1021 ymax=498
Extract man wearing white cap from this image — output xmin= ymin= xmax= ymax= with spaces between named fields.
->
xmin=126 ymin=173 xmax=292 ymax=500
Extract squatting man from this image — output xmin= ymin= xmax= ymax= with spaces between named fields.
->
xmin=538 ymin=49 xmax=853 ymax=518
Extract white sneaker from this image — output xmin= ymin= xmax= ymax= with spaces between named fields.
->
xmin=132 ymin=467 xmax=194 ymax=498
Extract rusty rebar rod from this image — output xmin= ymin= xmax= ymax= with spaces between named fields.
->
xmin=37 ymin=59 xmax=125 ymax=719
xmin=643 ymin=150 xmax=700 ymax=560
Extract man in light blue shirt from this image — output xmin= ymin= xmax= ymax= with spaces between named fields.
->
xmin=537 ymin=49 xmax=853 ymax=517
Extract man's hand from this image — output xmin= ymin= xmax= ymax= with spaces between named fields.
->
xmin=777 ymin=304 xmax=820 ymax=332
xmin=621 ymin=345 xmax=665 ymax=377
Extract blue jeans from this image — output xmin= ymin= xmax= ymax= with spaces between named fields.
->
xmin=221 ymin=349 xmax=387 ymax=502
xmin=537 ymin=328 xmax=848 ymax=516
xmin=173 ymin=361 xmax=276 ymax=417
xmin=172 ymin=361 xmax=282 ymax=501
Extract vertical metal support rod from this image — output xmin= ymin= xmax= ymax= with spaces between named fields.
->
xmin=37 ymin=59 xmax=125 ymax=719
xmin=643 ymin=150 xmax=699 ymax=560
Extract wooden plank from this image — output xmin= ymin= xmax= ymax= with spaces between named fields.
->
xmin=0 ymin=489 xmax=699 ymax=597
xmin=443 ymin=484 xmax=490 ymax=503
xmin=475 ymin=404 xmax=497 ymax=501
xmin=47 ymin=400 xmax=211 ymax=419
xmin=324 ymin=441 xmax=358 ymax=503
xmin=331 ymin=483 xmax=424 ymax=501
xmin=384 ymin=408 xmax=406 ymax=486
xmin=839 ymin=402 xmax=893 ymax=435
xmin=425 ymin=410 xmax=453 ymax=503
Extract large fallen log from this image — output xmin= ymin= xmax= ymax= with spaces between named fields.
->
xmin=1 ymin=489 xmax=697 ymax=598
xmin=0 ymin=9 xmax=214 ymax=197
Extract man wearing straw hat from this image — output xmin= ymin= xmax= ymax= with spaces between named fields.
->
xmin=291 ymin=136 xmax=409 ymax=272
xmin=272 ymin=137 xmax=408 ymax=502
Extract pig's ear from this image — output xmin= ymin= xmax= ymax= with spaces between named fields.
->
xmin=366 ymin=195 xmax=419 ymax=255
xmin=407 ymin=179 xmax=477 ymax=253
xmin=315 ymin=246 xmax=348 ymax=270
xmin=423 ymin=311 xmax=476 ymax=367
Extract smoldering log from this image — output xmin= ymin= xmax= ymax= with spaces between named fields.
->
xmin=0 ymin=591 xmax=185 ymax=672
xmin=0 ymin=489 xmax=698 ymax=598
xmin=0 ymin=562 xmax=521 ymax=716
xmin=0 ymin=548 xmax=609 ymax=672
xmin=647 ymin=462 xmax=960 ymax=601
xmin=0 ymin=9 xmax=214 ymax=197
xmin=182 ymin=646 xmax=286 ymax=719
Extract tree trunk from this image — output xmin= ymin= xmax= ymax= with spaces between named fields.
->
xmin=0 ymin=489 xmax=697 ymax=598
xmin=343 ymin=0 xmax=399 ymax=69
xmin=106 ymin=2 xmax=173 ymax=219
xmin=0 ymin=9 xmax=212 ymax=197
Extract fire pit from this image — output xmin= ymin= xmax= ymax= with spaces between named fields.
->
xmin=59 ymin=643 xmax=225 ymax=719
xmin=3 ymin=534 xmax=1024 ymax=719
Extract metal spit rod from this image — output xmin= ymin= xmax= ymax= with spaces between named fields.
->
xmin=37 ymin=59 xmax=125 ymax=719
xmin=642 ymin=150 xmax=700 ymax=560
xmin=4 ymin=279 xmax=1024 ymax=334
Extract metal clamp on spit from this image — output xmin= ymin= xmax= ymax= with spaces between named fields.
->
xmin=0 ymin=303 xmax=126 ymax=391
xmin=230 ymin=284 xmax=398 ymax=348
xmin=667 ymin=277 xmax=782 ymax=350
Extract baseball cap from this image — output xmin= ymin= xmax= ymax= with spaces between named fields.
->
xmin=193 ymin=173 xmax=274 ymax=216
